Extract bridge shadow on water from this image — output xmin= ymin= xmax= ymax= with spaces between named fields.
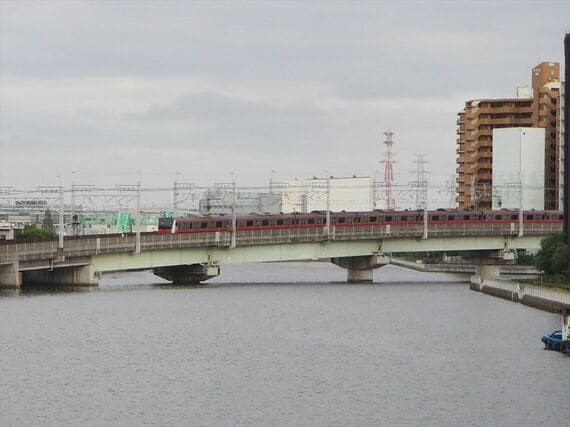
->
xmin=1 ymin=263 xmax=469 ymax=297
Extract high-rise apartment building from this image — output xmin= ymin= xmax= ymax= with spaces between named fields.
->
xmin=456 ymin=62 xmax=560 ymax=210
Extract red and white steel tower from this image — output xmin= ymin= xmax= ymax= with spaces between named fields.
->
xmin=379 ymin=130 xmax=396 ymax=209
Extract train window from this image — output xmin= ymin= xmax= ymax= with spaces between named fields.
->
xmin=385 ymin=216 xmax=392 ymax=222
xmin=463 ymin=215 xmax=470 ymax=220
xmin=370 ymin=216 xmax=376 ymax=222
xmin=262 ymin=220 xmax=268 ymax=226
xmin=401 ymin=216 xmax=407 ymax=222
xmin=432 ymin=215 xmax=439 ymax=221
xmin=338 ymin=217 xmax=345 ymax=223
xmin=496 ymin=215 xmax=502 ymax=220
xmin=308 ymin=218 xmax=315 ymax=224
xmin=448 ymin=215 xmax=455 ymax=220
xmin=246 ymin=220 xmax=253 ymax=227
xmin=216 ymin=222 xmax=222 ymax=228
xmin=277 ymin=219 xmax=284 ymax=225
xmin=200 ymin=222 xmax=208 ymax=229
xmin=192 ymin=222 xmax=200 ymax=229
xmin=510 ymin=215 xmax=517 ymax=220
xmin=526 ymin=215 xmax=533 ymax=220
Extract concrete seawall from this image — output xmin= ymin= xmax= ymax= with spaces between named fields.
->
xmin=470 ymin=276 xmax=570 ymax=313
xmin=391 ymin=258 xmax=538 ymax=275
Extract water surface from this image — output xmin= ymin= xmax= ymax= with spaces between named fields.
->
xmin=1 ymin=263 xmax=567 ymax=426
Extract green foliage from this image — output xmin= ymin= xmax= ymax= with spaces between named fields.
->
xmin=535 ymin=234 xmax=570 ymax=278
xmin=516 ymin=250 xmax=535 ymax=266
xmin=42 ymin=209 xmax=54 ymax=231
xmin=19 ymin=224 xmax=56 ymax=240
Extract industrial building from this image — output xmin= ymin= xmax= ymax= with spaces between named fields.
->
xmin=306 ymin=176 xmax=373 ymax=213
xmin=199 ymin=190 xmax=282 ymax=216
xmin=456 ymin=62 xmax=560 ymax=210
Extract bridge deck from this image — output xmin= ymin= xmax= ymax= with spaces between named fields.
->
xmin=0 ymin=222 xmax=561 ymax=265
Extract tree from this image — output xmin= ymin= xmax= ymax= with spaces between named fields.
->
xmin=42 ymin=209 xmax=54 ymax=231
xmin=535 ymin=234 xmax=570 ymax=278
xmin=19 ymin=224 xmax=55 ymax=240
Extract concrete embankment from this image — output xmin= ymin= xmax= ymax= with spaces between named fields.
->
xmin=391 ymin=258 xmax=538 ymax=275
xmin=470 ymin=276 xmax=570 ymax=313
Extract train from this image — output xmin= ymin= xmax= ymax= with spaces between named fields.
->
xmin=158 ymin=209 xmax=564 ymax=234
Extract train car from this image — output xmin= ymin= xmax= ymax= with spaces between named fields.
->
xmin=158 ymin=209 xmax=563 ymax=235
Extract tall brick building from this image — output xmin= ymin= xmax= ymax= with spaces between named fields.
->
xmin=456 ymin=62 xmax=560 ymax=210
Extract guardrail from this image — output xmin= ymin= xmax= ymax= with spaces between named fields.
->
xmin=524 ymin=285 xmax=570 ymax=305
xmin=473 ymin=276 xmax=570 ymax=310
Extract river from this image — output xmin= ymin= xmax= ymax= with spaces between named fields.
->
xmin=1 ymin=263 xmax=568 ymax=426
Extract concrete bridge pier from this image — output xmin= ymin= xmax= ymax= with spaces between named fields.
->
xmin=153 ymin=264 xmax=220 ymax=284
xmin=0 ymin=261 xmax=22 ymax=289
xmin=469 ymin=250 xmax=516 ymax=278
xmin=475 ymin=264 xmax=502 ymax=277
xmin=24 ymin=264 xmax=99 ymax=287
xmin=331 ymin=255 xmax=390 ymax=283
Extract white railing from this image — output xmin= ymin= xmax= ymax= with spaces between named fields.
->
xmin=478 ymin=277 xmax=570 ymax=306
xmin=524 ymin=286 xmax=570 ymax=305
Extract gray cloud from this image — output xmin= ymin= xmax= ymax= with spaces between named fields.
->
xmin=1 ymin=0 xmax=568 ymax=198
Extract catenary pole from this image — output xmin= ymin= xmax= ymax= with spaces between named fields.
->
xmin=563 ymin=33 xmax=570 ymax=244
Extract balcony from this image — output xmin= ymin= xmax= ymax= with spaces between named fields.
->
xmin=476 ymin=117 xmax=533 ymax=126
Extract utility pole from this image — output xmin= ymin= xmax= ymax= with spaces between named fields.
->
xmin=379 ymin=130 xmax=397 ymax=210
xmin=71 ymin=178 xmax=75 ymax=236
xmin=269 ymin=171 xmax=274 ymax=214
xmin=172 ymin=171 xmax=180 ymax=215
xmin=325 ymin=177 xmax=331 ymax=237
xmin=135 ymin=180 xmax=141 ymax=254
xmin=470 ymin=175 xmax=476 ymax=209
xmin=518 ymin=140 xmax=524 ymax=238
xmin=562 ymin=32 xmax=570 ymax=245
xmin=423 ymin=183 xmax=428 ymax=240
xmin=59 ymin=185 xmax=64 ymax=249
xmin=448 ymin=174 xmax=456 ymax=209
xmin=230 ymin=179 xmax=237 ymax=249
xmin=410 ymin=154 xmax=429 ymax=210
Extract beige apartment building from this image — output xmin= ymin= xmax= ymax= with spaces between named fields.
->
xmin=456 ymin=62 xmax=560 ymax=210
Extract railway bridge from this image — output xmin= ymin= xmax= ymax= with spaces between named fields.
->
xmin=0 ymin=221 xmax=560 ymax=289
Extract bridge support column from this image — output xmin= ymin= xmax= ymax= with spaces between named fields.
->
xmin=153 ymin=264 xmax=220 ymax=284
xmin=466 ymin=250 xmax=516 ymax=281
xmin=24 ymin=264 xmax=99 ymax=287
xmin=0 ymin=261 xmax=22 ymax=289
xmin=475 ymin=264 xmax=501 ymax=278
xmin=331 ymin=255 xmax=390 ymax=283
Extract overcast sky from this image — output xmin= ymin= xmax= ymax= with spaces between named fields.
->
xmin=1 ymin=0 xmax=569 ymax=199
